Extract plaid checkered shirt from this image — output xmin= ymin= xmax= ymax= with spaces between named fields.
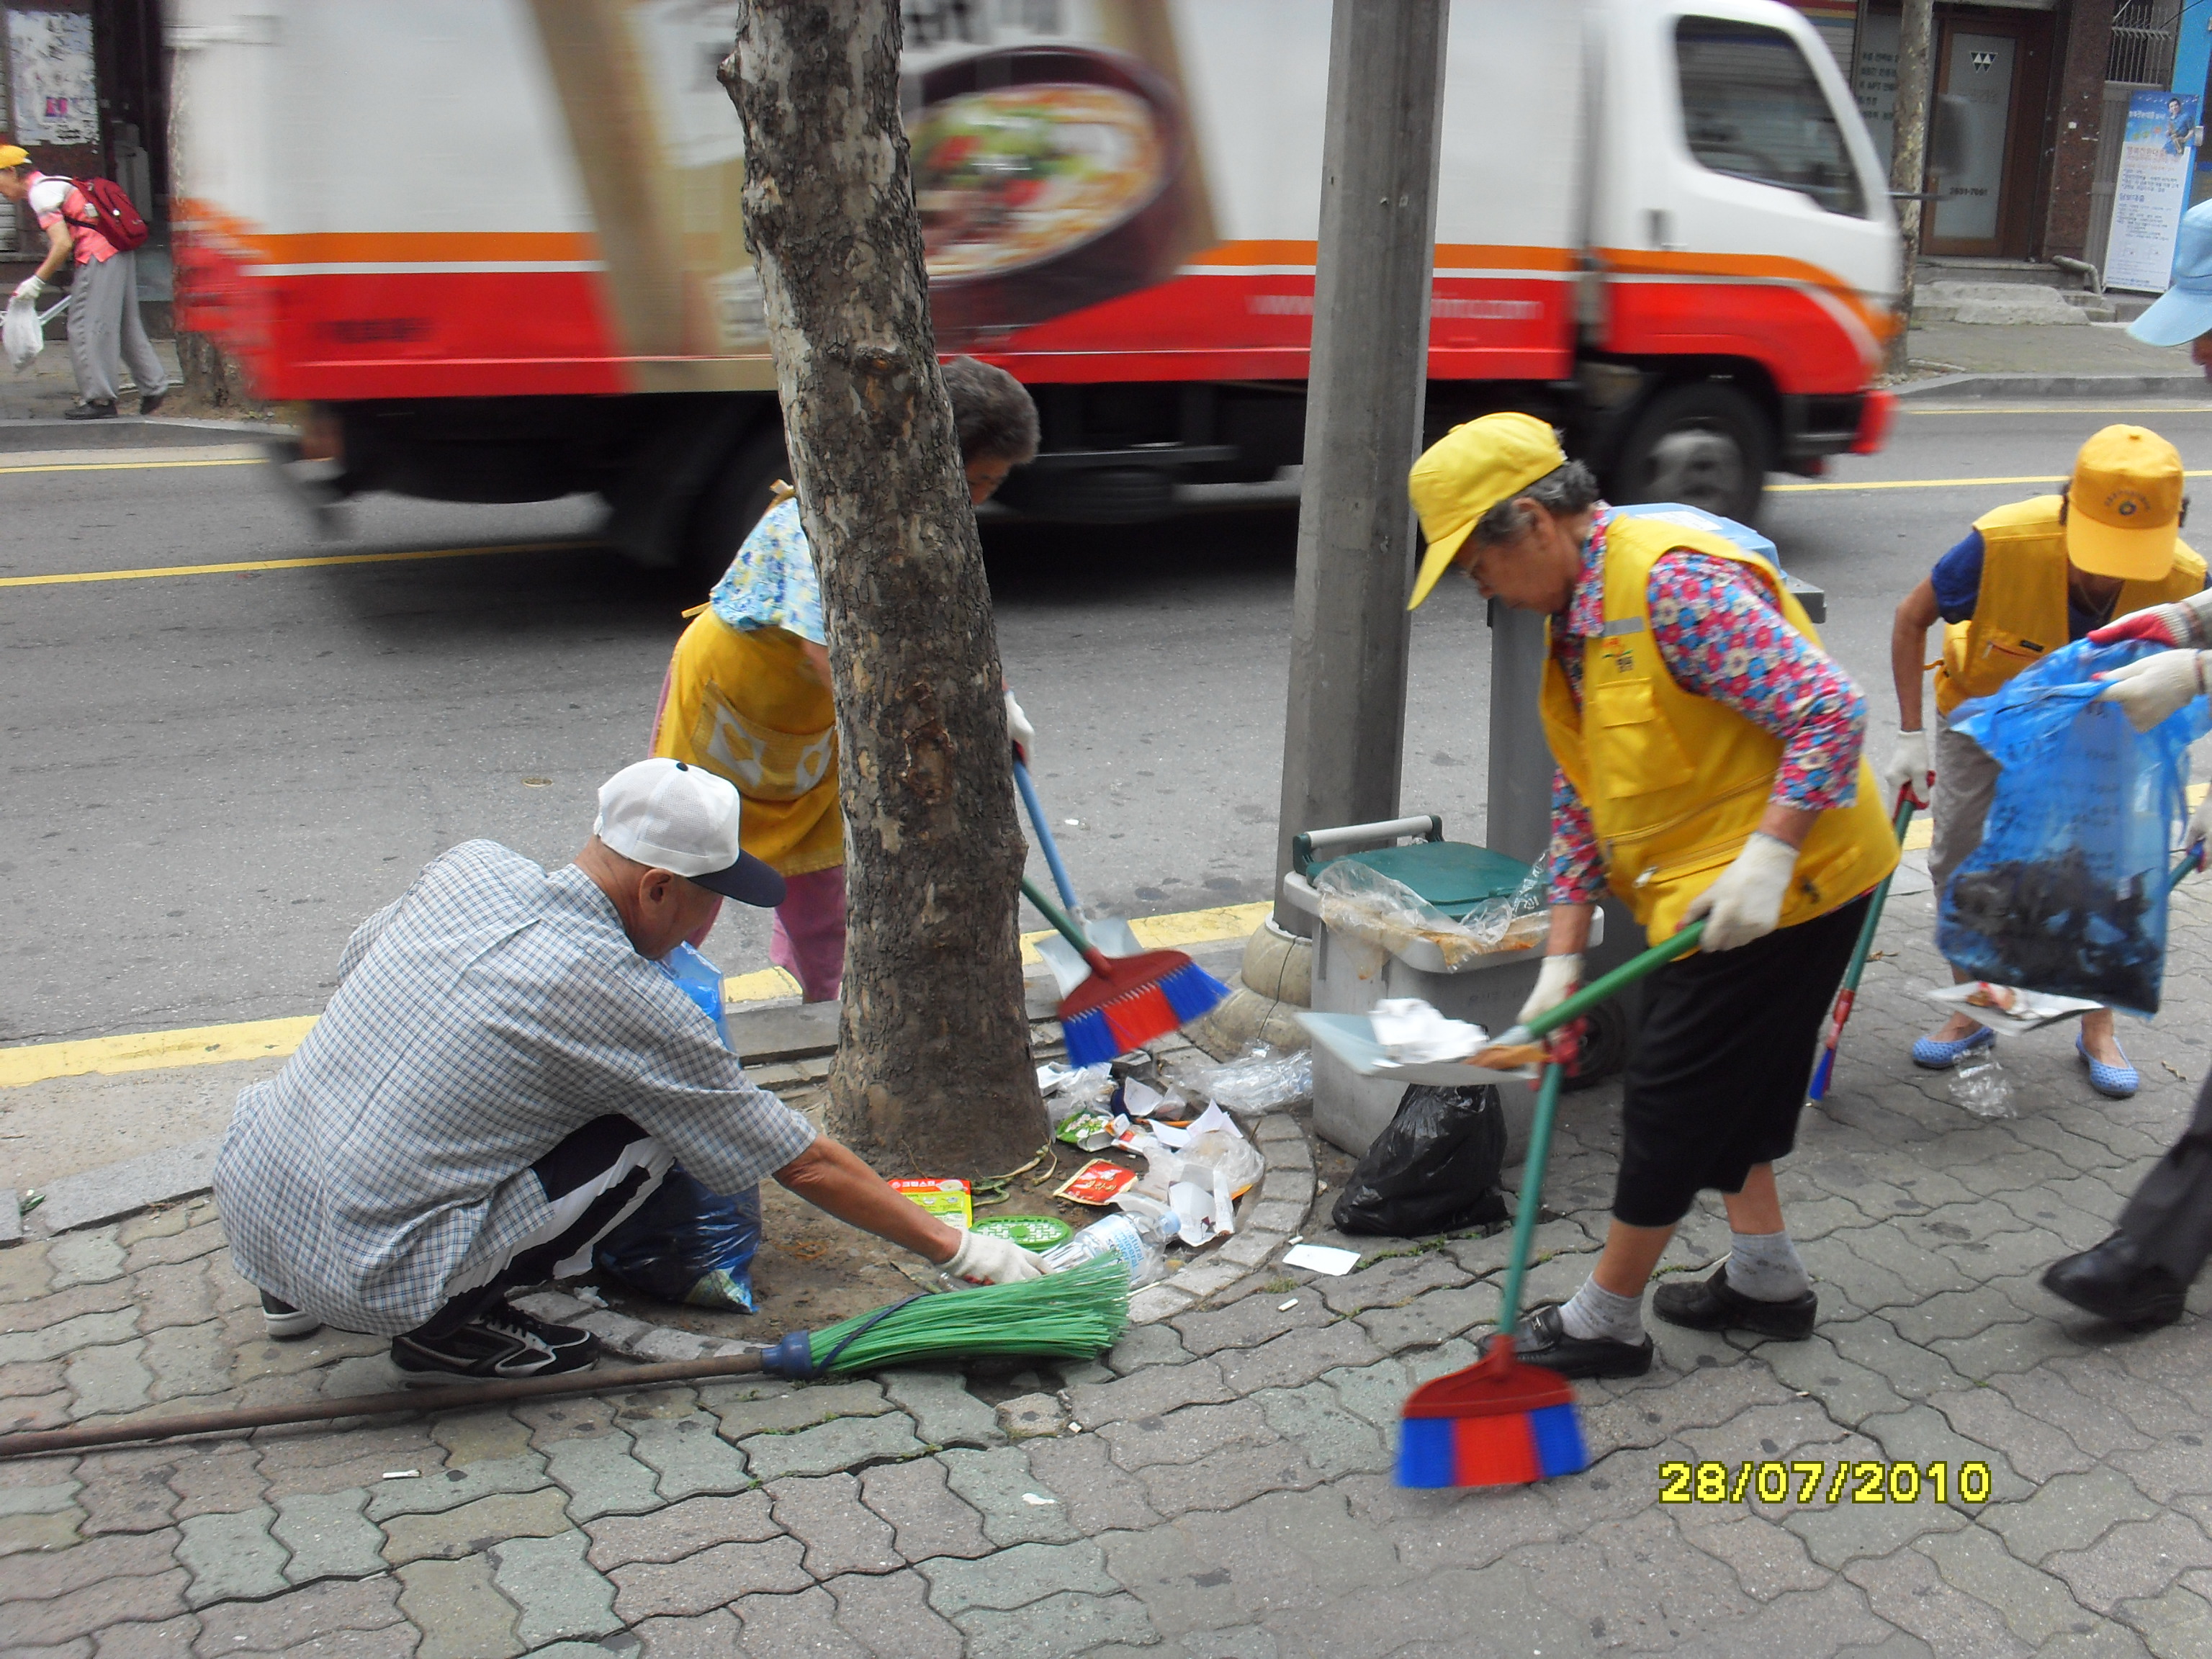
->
xmin=214 ymin=840 xmax=817 ymax=1336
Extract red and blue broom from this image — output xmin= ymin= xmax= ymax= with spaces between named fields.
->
xmin=1022 ymin=876 xmax=1229 ymax=1066
xmin=1401 ymin=922 xmax=1709 ymax=1488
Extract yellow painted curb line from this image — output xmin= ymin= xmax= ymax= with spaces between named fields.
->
xmin=1774 ymin=469 xmax=2212 ymax=495
xmin=0 ymin=1017 xmax=320 ymax=1089
xmin=0 ymin=455 xmax=263 ymax=476
xmin=0 ymin=902 xmax=1271 ymax=1091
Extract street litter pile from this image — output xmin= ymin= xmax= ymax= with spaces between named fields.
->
xmin=1941 ymin=637 xmax=2208 ymax=1015
xmin=1027 ymin=1055 xmax=1280 ymax=1285
xmin=1924 ymin=980 xmax=2102 ymax=1035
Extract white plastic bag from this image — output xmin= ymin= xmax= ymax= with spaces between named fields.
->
xmin=4 ymin=295 xmax=45 ymax=371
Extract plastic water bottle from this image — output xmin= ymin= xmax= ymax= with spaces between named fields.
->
xmin=1038 ymin=1210 xmax=1175 ymax=1287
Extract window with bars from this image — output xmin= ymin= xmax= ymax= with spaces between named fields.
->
xmin=2110 ymin=0 xmax=2180 ymax=88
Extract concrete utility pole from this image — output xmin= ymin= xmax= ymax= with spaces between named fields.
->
xmin=1272 ymin=0 xmax=1450 ymax=932
xmin=1885 ymin=0 xmax=1934 ymax=377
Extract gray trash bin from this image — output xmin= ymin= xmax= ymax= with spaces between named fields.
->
xmin=1280 ymin=815 xmax=1603 ymax=1163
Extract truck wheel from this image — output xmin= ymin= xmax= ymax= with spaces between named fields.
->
xmin=1613 ymin=383 xmax=1770 ymax=524
xmin=683 ymin=423 xmax=791 ymax=595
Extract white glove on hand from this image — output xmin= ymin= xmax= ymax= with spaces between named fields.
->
xmin=1005 ymin=690 xmax=1036 ymax=762
xmin=2091 ymin=588 xmax=2212 ymax=650
xmin=1681 ymin=832 xmax=1798 ymax=951
xmin=12 ymin=275 xmax=42 ymax=301
xmin=944 ymin=1228 xmax=1046 ymax=1285
xmin=2097 ymin=650 xmax=2211 ymax=732
xmin=1517 ymin=952 xmax=1581 ymax=1029
xmin=2190 ymin=791 xmax=2212 ymax=870
xmin=1882 ymin=729 xmax=1931 ymax=809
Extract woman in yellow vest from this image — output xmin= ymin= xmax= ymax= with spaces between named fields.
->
xmin=648 ymin=358 xmax=1040 ymax=1000
xmin=1406 ymin=413 xmax=1897 ymax=1380
xmin=1884 ymin=426 xmax=2206 ymax=1099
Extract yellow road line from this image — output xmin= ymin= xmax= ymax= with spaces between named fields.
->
xmin=1 ymin=902 xmax=1269 ymax=1089
xmin=0 ymin=456 xmax=264 ymax=475
xmin=1777 ymin=469 xmax=2212 ymax=495
xmin=1903 ymin=405 xmax=2212 ymax=417
xmin=0 ymin=540 xmax=590 ymax=588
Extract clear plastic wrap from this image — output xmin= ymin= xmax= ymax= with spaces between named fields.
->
xmin=1189 ymin=1043 xmax=1313 ymax=1113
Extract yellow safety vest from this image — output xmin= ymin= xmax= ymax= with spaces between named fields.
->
xmin=652 ymin=611 xmax=845 ymax=878
xmin=1933 ymin=495 xmax=2206 ymax=717
xmin=1539 ymin=513 xmax=1899 ymax=943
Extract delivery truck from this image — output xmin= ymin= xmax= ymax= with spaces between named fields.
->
xmin=171 ymin=0 xmax=1899 ymax=582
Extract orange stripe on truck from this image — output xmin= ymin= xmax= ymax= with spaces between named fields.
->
xmin=1190 ymin=239 xmax=1578 ymax=274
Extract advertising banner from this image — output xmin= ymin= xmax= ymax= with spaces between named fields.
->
xmin=2108 ymin=90 xmax=2203 ymax=294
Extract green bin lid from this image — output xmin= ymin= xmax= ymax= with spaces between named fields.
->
xmin=1312 ymin=841 xmax=1532 ymax=917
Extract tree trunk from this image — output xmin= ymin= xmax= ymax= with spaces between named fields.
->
xmin=1885 ymin=0 xmax=1934 ymax=378
xmin=721 ymin=1 xmax=1046 ymax=1179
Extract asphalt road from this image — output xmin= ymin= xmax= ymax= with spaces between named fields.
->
xmin=9 ymin=395 xmax=2212 ymax=1047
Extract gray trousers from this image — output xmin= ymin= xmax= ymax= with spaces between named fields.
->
xmin=2119 ymin=1074 xmax=2212 ymax=1281
xmin=67 ymin=251 xmax=167 ymax=406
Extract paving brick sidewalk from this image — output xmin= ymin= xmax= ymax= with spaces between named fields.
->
xmin=6 ymin=869 xmax=2212 ymax=1657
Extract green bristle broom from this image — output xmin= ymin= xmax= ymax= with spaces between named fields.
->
xmin=0 ymin=1257 xmax=1131 ymax=1460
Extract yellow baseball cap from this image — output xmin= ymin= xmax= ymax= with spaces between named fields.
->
xmin=2066 ymin=424 xmax=2185 ymax=580
xmin=0 ymin=145 xmax=27 ymax=170
xmin=1406 ymin=413 xmax=1566 ymax=609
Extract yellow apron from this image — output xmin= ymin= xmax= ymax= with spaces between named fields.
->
xmin=653 ymin=611 xmax=844 ymax=878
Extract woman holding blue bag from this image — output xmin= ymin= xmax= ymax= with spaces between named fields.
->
xmin=1884 ymin=426 xmax=2208 ymax=1098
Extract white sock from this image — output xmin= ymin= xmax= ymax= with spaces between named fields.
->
xmin=1726 ymin=1229 xmax=1811 ymax=1302
xmin=1557 ymin=1275 xmax=1646 ymax=1343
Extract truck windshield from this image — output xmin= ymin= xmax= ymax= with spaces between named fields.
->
xmin=1675 ymin=16 xmax=1867 ymax=219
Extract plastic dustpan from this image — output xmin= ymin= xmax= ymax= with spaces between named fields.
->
xmin=1312 ymin=841 xmax=1530 ymax=917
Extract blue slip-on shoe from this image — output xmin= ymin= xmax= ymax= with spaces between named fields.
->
xmin=2077 ymin=1034 xmax=2139 ymax=1100
xmin=1912 ymin=1023 xmax=1996 ymax=1070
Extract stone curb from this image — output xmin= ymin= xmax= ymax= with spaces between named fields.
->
xmin=1895 ymin=370 xmax=2208 ymax=400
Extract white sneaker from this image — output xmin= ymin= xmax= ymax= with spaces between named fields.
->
xmin=261 ymin=1291 xmax=321 ymax=1341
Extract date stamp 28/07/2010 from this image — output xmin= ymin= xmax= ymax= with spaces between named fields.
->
xmin=1659 ymin=1460 xmax=1993 ymax=1506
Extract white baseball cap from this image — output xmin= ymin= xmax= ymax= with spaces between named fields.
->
xmin=593 ymin=758 xmax=786 ymax=907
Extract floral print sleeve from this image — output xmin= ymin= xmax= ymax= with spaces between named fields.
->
xmin=1547 ymin=768 xmax=1609 ymax=907
xmin=1647 ymin=550 xmax=1867 ymax=812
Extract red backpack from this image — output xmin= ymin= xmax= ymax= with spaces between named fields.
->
xmin=62 ymin=179 xmax=148 ymax=252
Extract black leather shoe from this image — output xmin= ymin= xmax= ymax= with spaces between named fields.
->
xmin=1653 ymin=1264 xmax=1817 ymax=1339
xmin=1490 ymin=1303 xmax=1653 ymax=1379
xmin=2042 ymin=1233 xmax=2187 ymax=1327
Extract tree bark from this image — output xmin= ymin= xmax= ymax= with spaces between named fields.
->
xmin=721 ymin=1 xmax=1046 ymax=1178
xmin=1884 ymin=0 xmax=1934 ymax=378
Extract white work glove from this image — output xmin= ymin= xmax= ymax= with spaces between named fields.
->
xmin=1681 ymin=832 xmax=1798 ymax=951
xmin=1005 ymin=690 xmax=1035 ymax=763
xmin=2189 ymin=791 xmax=2212 ymax=871
xmin=1517 ymin=952 xmax=1581 ymax=1029
xmin=2096 ymin=649 xmax=2211 ymax=732
xmin=1882 ymin=729 xmax=1932 ymax=810
xmin=943 ymin=1228 xmax=1046 ymax=1285
xmin=2092 ymin=588 xmax=2212 ymax=650
xmin=12 ymin=275 xmax=42 ymax=301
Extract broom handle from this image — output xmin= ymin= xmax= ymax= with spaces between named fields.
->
xmin=1022 ymin=876 xmax=1112 ymax=973
xmin=0 ymin=1349 xmax=769 ymax=1461
xmin=1521 ymin=920 xmax=1709 ymax=1041
xmin=1496 ymin=1062 xmax=1565 ymax=1340
xmin=1838 ymin=796 xmax=1917 ymax=999
xmin=1014 ymin=760 xmax=1086 ymax=919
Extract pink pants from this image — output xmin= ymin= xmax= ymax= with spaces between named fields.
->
xmin=770 ymin=866 xmax=848 ymax=1002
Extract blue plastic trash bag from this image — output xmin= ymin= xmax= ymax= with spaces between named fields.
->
xmin=595 ymin=1171 xmax=763 ymax=1311
xmin=1938 ymin=637 xmax=2209 ymax=1016
xmin=593 ymin=943 xmax=761 ymax=1310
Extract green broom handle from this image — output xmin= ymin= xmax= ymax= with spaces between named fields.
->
xmin=1021 ymin=875 xmax=1109 ymax=970
xmin=1496 ymin=1061 xmax=1565 ymax=1342
xmin=1520 ymin=920 xmax=1708 ymax=1041
xmin=1836 ymin=796 xmax=1918 ymax=998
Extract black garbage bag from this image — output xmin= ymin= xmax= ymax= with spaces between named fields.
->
xmin=594 ymin=1168 xmax=763 ymax=1311
xmin=1332 ymin=1084 xmax=1509 ymax=1237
